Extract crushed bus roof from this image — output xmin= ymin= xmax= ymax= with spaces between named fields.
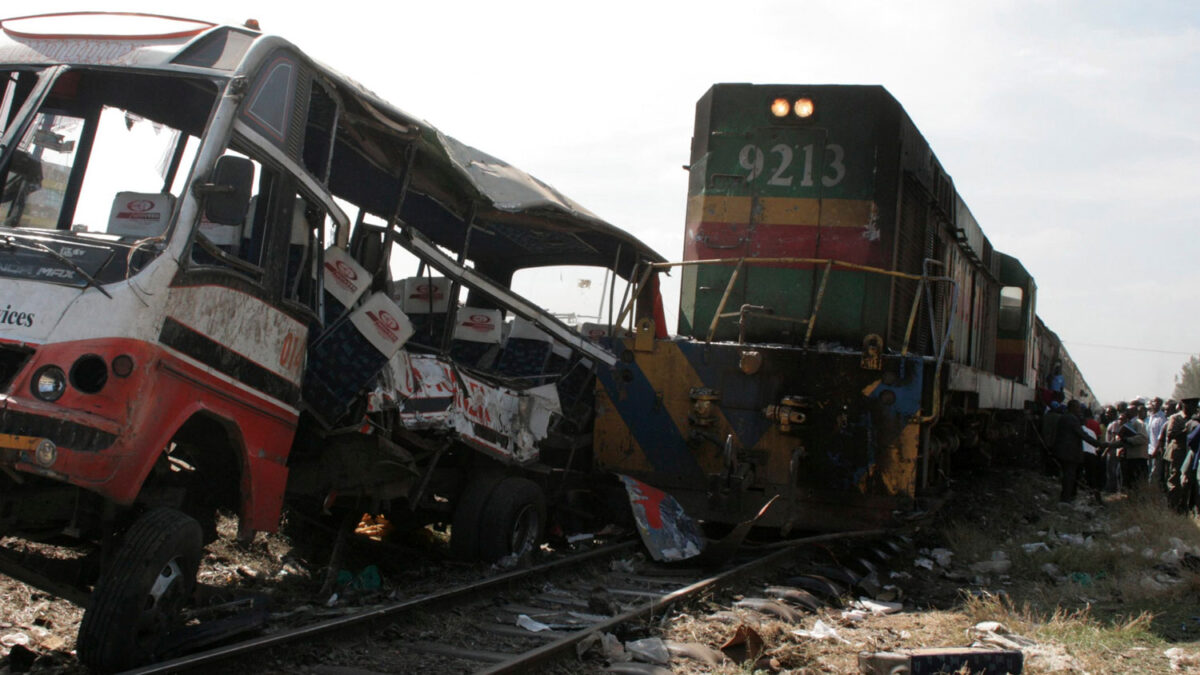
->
xmin=0 ymin=13 xmax=665 ymax=278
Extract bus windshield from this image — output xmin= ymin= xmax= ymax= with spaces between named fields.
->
xmin=0 ymin=67 xmax=216 ymax=286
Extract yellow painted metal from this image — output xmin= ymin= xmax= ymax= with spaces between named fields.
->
xmin=0 ymin=433 xmax=47 ymax=453
xmin=686 ymin=195 xmax=874 ymax=228
xmin=875 ymin=423 xmax=922 ymax=497
xmin=706 ymin=258 xmax=744 ymax=342
xmin=634 ymin=318 xmax=656 ymax=352
xmin=803 ymin=261 xmax=834 ymax=347
xmin=592 ymin=381 xmax=655 ymax=473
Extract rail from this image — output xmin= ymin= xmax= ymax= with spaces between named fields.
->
xmin=121 ymin=529 xmax=896 ymax=674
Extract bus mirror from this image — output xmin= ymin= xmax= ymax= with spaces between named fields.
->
xmin=197 ymin=156 xmax=253 ymax=226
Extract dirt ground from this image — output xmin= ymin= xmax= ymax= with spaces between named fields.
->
xmin=3 ymin=466 xmax=1200 ymax=673
xmin=639 ymin=469 xmax=1200 ymax=674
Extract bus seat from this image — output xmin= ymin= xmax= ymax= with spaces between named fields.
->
xmin=449 ymin=307 xmax=502 ymax=368
xmin=399 ymin=276 xmax=452 ymax=347
xmin=493 ymin=317 xmax=553 ymax=381
xmin=107 ymin=192 xmax=174 ymax=238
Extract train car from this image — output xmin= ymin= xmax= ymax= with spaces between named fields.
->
xmin=1032 ymin=316 xmax=1097 ymax=409
xmin=594 ymin=84 xmax=1070 ymax=532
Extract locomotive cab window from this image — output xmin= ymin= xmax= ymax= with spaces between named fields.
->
xmin=999 ymin=286 xmax=1024 ymax=332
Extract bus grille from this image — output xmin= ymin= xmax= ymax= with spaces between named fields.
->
xmin=0 ymin=345 xmax=34 ymax=392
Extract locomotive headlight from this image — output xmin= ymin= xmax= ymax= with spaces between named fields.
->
xmin=32 ymin=366 xmax=67 ymax=402
xmin=793 ymin=98 xmax=814 ymax=118
xmin=770 ymin=98 xmax=791 ymax=117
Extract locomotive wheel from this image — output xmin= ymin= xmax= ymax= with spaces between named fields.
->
xmin=77 ymin=507 xmax=202 ymax=672
xmin=449 ymin=471 xmax=504 ymax=561
xmin=477 ymin=477 xmax=546 ymax=562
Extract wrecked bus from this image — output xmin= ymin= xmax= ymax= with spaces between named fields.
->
xmin=0 ymin=13 xmax=661 ymax=670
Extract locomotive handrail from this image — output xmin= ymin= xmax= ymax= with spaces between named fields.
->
xmin=648 ymin=256 xmax=928 ymax=280
xmin=640 ymin=257 xmax=935 ymax=343
xmin=614 ymin=255 xmax=958 ymax=423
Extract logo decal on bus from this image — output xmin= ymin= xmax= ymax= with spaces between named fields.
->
xmin=0 ymin=304 xmax=34 ymax=327
xmin=325 ymin=259 xmax=360 ymax=292
xmin=367 ymin=310 xmax=402 ymax=342
xmin=462 ymin=314 xmax=494 ymax=332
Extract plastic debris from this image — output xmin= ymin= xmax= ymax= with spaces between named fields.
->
xmin=841 ymin=609 xmax=869 ymax=623
xmin=856 ymin=597 xmax=903 ymax=615
xmin=516 ymin=614 xmax=552 ymax=632
xmin=793 ymin=619 xmax=850 ymax=643
xmin=914 ymin=557 xmax=935 ymax=570
xmin=625 ymin=637 xmax=670 ymax=665
xmin=929 ymin=548 xmax=954 ymax=568
xmin=602 ymin=632 xmax=630 ymax=661
xmin=1022 ymin=542 xmax=1051 ymax=554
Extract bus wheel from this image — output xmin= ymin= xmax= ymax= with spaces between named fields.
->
xmin=478 ymin=477 xmax=545 ymax=562
xmin=77 ymin=507 xmax=202 ymax=672
xmin=450 ymin=472 xmax=504 ymax=561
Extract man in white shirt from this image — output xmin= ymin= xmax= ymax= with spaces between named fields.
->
xmin=1146 ymin=397 xmax=1168 ymax=490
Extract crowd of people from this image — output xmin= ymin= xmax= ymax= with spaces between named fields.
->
xmin=1043 ymin=396 xmax=1200 ymax=511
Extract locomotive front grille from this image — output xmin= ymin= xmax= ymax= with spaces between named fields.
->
xmin=0 ymin=345 xmax=34 ymax=393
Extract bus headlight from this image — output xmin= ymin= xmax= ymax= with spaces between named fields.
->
xmin=793 ymin=98 xmax=814 ymax=118
xmin=770 ymin=98 xmax=791 ymax=118
xmin=34 ymin=439 xmax=57 ymax=467
xmin=32 ymin=366 xmax=67 ymax=402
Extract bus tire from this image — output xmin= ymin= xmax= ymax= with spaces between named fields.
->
xmin=450 ymin=472 xmax=504 ymax=561
xmin=477 ymin=477 xmax=545 ymax=562
xmin=77 ymin=507 xmax=202 ymax=672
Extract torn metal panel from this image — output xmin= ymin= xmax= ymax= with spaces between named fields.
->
xmin=438 ymin=131 xmax=602 ymax=220
xmin=618 ymin=475 xmax=704 ymax=563
xmin=371 ymin=353 xmax=560 ymax=463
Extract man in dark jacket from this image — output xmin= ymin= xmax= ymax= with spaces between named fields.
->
xmin=1054 ymin=399 xmax=1107 ymax=502
xmin=1164 ymin=398 xmax=1199 ymax=512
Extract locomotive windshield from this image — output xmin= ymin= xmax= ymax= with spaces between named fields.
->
xmin=0 ymin=67 xmax=216 ymax=287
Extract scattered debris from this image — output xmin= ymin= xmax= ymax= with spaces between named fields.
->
xmin=721 ymin=623 xmax=766 ymax=662
xmin=664 ymin=640 xmax=728 ymax=667
xmin=854 ymin=598 xmax=903 ymax=615
xmin=516 ymin=614 xmax=551 ymax=632
xmin=792 ymin=619 xmax=850 ymax=644
xmin=1165 ymin=647 xmax=1200 ymax=672
xmin=733 ymin=597 xmax=803 ymax=622
xmin=969 ymin=550 xmax=1012 ymax=575
xmin=859 ymin=647 xmax=1023 ymax=675
xmin=619 ymin=475 xmax=704 ymax=562
xmin=624 ymin=637 xmax=670 ymax=665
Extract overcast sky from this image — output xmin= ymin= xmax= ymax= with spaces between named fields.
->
xmin=29 ymin=1 xmax=1200 ymax=402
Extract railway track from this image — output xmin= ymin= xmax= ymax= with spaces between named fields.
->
xmin=122 ymin=528 xmax=898 ymax=674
